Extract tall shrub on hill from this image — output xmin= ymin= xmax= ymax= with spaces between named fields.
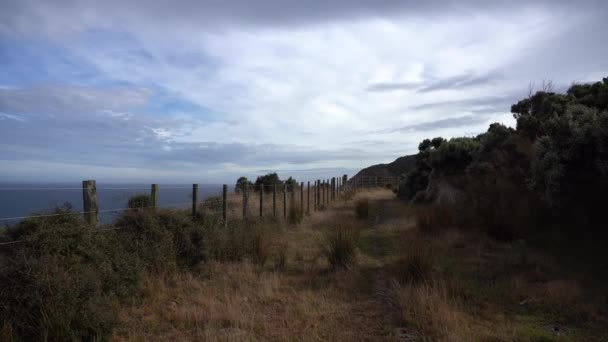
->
xmin=400 ymin=76 xmax=608 ymax=236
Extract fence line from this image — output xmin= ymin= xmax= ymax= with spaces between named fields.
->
xmin=0 ymin=174 xmax=400 ymax=248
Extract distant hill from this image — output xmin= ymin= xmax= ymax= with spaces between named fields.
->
xmin=350 ymin=155 xmax=416 ymax=185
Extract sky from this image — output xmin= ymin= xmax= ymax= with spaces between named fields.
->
xmin=0 ymin=0 xmax=607 ymax=183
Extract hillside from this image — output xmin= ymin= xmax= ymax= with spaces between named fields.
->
xmin=350 ymin=154 xmax=416 ymax=184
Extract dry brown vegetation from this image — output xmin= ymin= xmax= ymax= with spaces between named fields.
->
xmin=106 ymin=189 xmax=607 ymax=341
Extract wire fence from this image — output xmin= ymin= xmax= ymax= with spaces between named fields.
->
xmin=0 ymin=175 xmax=398 ymax=248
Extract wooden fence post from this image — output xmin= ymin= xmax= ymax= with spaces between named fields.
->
xmin=273 ymin=183 xmax=277 ymax=217
xmin=192 ymin=184 xmax=198 ymax=219
xmin=222 ymin=184 xmax=227 ymax=227
xmin=319 ymin=180 xmax=322 ymax=208
xmin=259 ymin=185 xmax=264 ymax=218
xmin=300 ymin=182 xmax=304 ymax=216
xmin=283 ymin=183 xmax=287 ymax=219
xmin=82 ymin=180 xmax=98 ymax=226
xmin=243 ymin=182 xmax=249 ymax=222
xmin=151 ymin=183 xmax=158 ymax=208
xmin=331 ymin=177 xmax=335 ymax=200
xmin=307 ymin=181 xmax=310 ymax=214
xmin=290 ymin=183 xmax=295 ymax=215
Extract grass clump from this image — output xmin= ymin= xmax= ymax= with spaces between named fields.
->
xmin=321 ymin=218 xmax=361 ymax=270
xmin=288 ymin=204 xmax=303 ymax=224
xmin=354 ymin=198 xmax=370 ymax=220
xmin=392 ymin=243 xmax=435 ymax=285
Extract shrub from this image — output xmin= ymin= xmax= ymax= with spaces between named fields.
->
xmin=114 ymin=209 xmax=179 ymax=273
xmin=354 ymin=198 xmax=370 ymax=220
xmin=127 ymin=194 xmax=153 ymax=209
xmin=322 ymin=220 xmax=360 ymax=270
xmin=0 ymin=208 xmax=140 ymax=341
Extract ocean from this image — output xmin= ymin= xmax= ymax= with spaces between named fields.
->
xmin=0 ymin=183 xmax=227 ymax=226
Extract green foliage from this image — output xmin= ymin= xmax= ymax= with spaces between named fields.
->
xmin=284 ymin=176 xmax=297 ymax=190
xmin=402 ymin=76 xmax=608 ymax=236
xmin=255 ymin=172 xmax=282 ymax=192
xmin=428 ymin=137 xmax=480 ymax=173
xmin=0 ymin=207 xmax=140 ymax=341
xmin=127 ymin=193 xmax=153 ymax=209
xmin=0 ymin=200 xmax=222 ymax=341
xmin=235 ymin=176 xmax=253 ymax=193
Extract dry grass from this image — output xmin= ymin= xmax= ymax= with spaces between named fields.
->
xmin=391 ymin=280 xmax=468 ymax=341
xmin=109 ymin=188 xmax=608 ymax=341
xmin=355 ymin=198 xmax=370 ymax=220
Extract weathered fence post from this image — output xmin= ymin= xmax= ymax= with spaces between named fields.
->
xmin=151 ymin=183 xmax=158 ymax=208
xmin=300 ymin=182 xmax=304 ymax=216
xmin=242 ymin=182 xmax=249 ymax=222
xmin=259 ymin=185 xmax=264 ymax=218
xmin=291 ymin=183 xmax=295 ymax=215
xmin=331 ymin=177 xmax=335 ymax=200
xmin=307 ymin=181 xmax=310 ymax=214
xmin=192 ymin=184 xmax=198 ymax=219
xmin=283 ymin=183 xmax=287 ymax=219
xmin=321 ymin=180 xmax=325 ymax=206
xmin=82 ymin=180 xmax=98 ymax=226
xmin=222 ymin=184 xmax=227 ymax=227
xmin=273 ymin=183 xmax=277 ymax=217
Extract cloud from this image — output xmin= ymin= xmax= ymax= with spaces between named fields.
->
xmin=366 ymin=72 xmax=503 ymax=93
xmin=410 ymin=95 xmax=517 ymax=112
xmin=0 ymin=1 xmax=606 ymax=182
xmin=390 ymin=115 xmax=487 ymax=132
xmin=417 ymin=73 xmax=502 ymax=92
xmin=366 ymin=82 xmax=419 ymax=92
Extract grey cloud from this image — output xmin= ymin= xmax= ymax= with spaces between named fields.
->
xmin=366 ymin=82 xmax=419 ymax=92
xmin=0 ymin=84 xmax=378 ymax=173
xmin=417 ymin=73 xmax=501 ymax=92
xmin=0 ymin=86 xmax=150 ymax=118
xmin=410 ymin=95 xmax=517 ymax=113
xmin=2 ymin=0 xmax=606 ymax=35
xmin=366 ymin=73 xmax=502 ymax=93
xmin=390 ymin=115 xmax=486 ymax=132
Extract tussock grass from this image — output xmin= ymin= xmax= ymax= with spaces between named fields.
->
xmin=354 ymin=197 xmax=370 ymax=220
xmin=321 ymin=217 xmax=362 ymax=270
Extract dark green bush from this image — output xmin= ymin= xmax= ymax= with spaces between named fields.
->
xmin=0 ymin=208 xmax=140 ymax=341
xmin=127 ymin=194 xmax=153 ymax=209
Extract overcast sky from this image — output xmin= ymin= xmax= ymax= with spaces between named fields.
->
xmin=0 ymin=1 xmax=606 ymax=183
